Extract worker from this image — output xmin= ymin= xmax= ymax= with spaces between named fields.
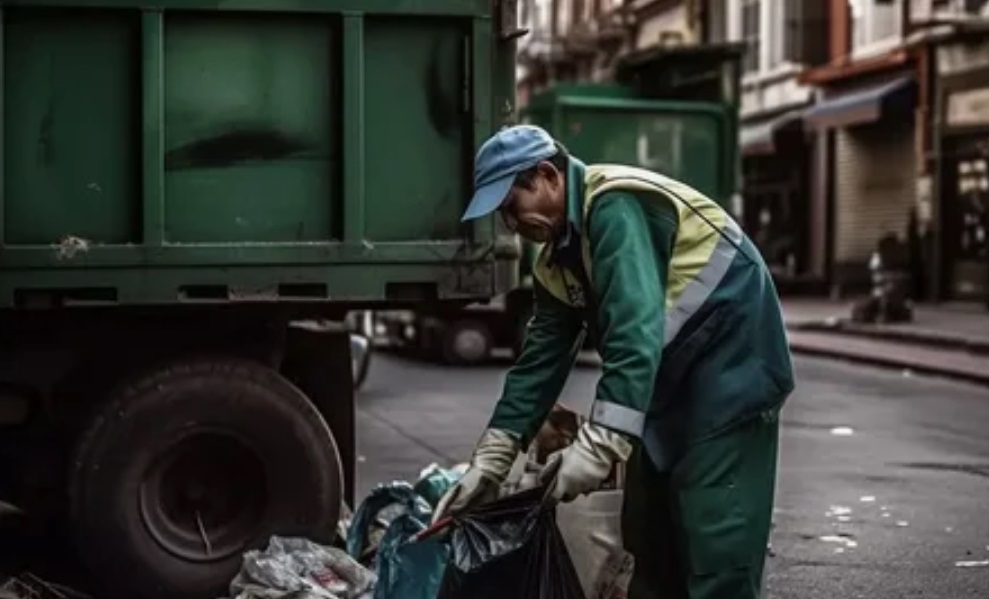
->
xmin=432 ymin=124 xmax=795 ymax=598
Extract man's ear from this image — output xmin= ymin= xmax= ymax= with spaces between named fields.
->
xmin=536 ymin=161 xmax=562 ymax=187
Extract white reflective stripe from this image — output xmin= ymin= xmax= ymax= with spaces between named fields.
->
xmin=663 ymin=219 xmax=743 ymax=346
xmin=590 ymin=399 xmax=646 ymax=437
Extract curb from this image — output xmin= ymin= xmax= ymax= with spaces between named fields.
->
xmin=790 ymin=320 xmax=989 ymax=356
xmin=786 ymin=328 xmax=989 ymax=387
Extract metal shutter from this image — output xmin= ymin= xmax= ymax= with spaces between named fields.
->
xmin=833 ymin=121 xmax=917 ymax=262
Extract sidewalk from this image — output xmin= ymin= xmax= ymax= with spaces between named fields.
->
xmin=782 ymin=298 xmax=989 ymax=386
xmin=783 ymin=298 xmax=989 ymax=351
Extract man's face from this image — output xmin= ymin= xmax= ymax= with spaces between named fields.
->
xmin=498 ymin=162 xmax=566 ymax=243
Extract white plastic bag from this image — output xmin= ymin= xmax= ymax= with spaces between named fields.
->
xmin=228 ymin=536 xmax=376 ymax=599
xmin=555 ymin=490 xmax=633 ymax=599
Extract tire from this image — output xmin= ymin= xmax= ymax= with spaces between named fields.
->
xmin=69 ymin=357 xmax=344 ymax=599
xmin=441 ymin=319 xmax=493 ymax=366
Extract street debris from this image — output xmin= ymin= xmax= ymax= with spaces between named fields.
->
xmin=216 ymin=403 xmax=629 ymax=599
xmin=225 ymin=536 xmax=375 ymax=599
xmin=54 ymin=236 xmax=90 ymax=260
xmin=345 ymin=478 xmax=446 ymax=599
xmin=819 ymin=535 xmax=858 ymax=550
xmin=0 ymin=573 xmax=90 ymax=599
xmin=335 ymin=502 xmax=354 ymax=551
xmin=954 ymin=559 xmax=989 ymax=568
xmin=830 ymin=426 xmax=854 ymax=436
xmin=439 ymin=486 xmax=584 ymax=599
xmin=556 ymin=488 xmax=630 ymax=598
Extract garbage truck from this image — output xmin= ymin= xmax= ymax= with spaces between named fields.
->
xmin=381 ymin=42 xmax=746 ymax=364
xmin=0 ymin=0 xmax=522 ymax=597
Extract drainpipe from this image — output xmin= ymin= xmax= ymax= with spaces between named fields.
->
xmin=550 ymin=0 xmax=559 ymax=82
xmin=902 ymin=0 xmax=913 ymax=39
xmin=622 ymin=0 xmax=634 ymax=53
xmin=930 ymin=42 xmax=946 ymax=303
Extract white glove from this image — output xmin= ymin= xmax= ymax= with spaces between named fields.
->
xmin=540 ymin=422 xmax=632 ymax=502
xmin=432 ymin=428 xmax=522 ymax=524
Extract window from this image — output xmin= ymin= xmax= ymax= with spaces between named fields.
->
xmin=741 ymin=0 xmax=761 ymax=73
xmin=557 ymin=0 xmax=571 ymax=36
xmin=766 ymin=3 xmax=785 ymax=69
xmin=537 ymin=0 xmax=551 ymax=36
xmin=783 ymin=0 xmax=830 ymax=67
xmin=707 ymin=0 xmax=728 ymax=43
xmin=849 ymin=0 xmax=903 ymax=57
xmin=729 ymin=0 xmax=827 ymax=75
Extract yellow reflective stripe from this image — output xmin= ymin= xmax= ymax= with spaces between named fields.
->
xmin=539 ymin=164 xmax=744 ymax=349
xmin=580 ymin=164 xmax=744 ymax=348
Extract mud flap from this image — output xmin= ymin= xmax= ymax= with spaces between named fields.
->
xmin=282 ymin=324 xmax=357 ymax=509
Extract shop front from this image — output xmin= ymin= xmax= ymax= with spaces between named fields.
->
xmin=739 ymin=109 xmax=816 ymax=291
xmin=805 ymin=72 xmax=921 ymax=296
xmin=936 ymin=37 xmax=989 ymax=307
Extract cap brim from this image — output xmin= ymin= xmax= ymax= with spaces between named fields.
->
xmin=461 ymin=175 xmax=515 ymax=222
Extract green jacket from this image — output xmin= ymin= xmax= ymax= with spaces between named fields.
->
xmin=488 ymin=158 xmax=795 ymax=470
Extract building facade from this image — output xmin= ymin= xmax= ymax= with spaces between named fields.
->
xmin=797 ymin=0 xmax=922 ymax=298
xmin=910 ymin=0 xmax=989 ymax=302
xmin=703 ymin=0 xmax=831 ymax=292
xmin=799 ymin=0 xmax=988 ymax=303
xmin=516 ymin=0 xmax=636 ymax=105
xmin=516 ymin=0 xmax=989 ymax=305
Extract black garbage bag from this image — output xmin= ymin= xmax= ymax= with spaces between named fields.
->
xmin=437 ymin=487 xmax=585 ymax=599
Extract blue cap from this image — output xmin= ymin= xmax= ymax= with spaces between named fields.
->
xmin=461 ymin=125 xmax=558 ymax=222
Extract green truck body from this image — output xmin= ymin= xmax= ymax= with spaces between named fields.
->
xmin=0 ymin=2 xmax=521 ymax=597
xmin=0 ymin=0 xmax=519 ymax=309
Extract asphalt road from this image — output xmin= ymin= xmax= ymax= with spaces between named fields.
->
xmin=355 ymin=350 xmax=989 ymax=598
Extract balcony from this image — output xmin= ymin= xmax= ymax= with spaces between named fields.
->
xmin=910 ymin=0 xmax=989 ymax=26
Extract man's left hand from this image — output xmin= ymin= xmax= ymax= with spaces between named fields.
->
xmin=540 ymin=421 xmax=633 ymax=502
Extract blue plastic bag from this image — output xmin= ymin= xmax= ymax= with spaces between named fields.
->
xmin=373 ymin=517 xmax=449 ymax=599
xmin=412 ymin=464 xmax=462 ymax=508
xmin=346 ymin=481 xmax=451 ymax=599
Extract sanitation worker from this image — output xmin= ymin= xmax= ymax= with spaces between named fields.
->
xmin=432 ymin=124 xmax=795 ymax=598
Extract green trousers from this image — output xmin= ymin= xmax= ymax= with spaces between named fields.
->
xmin=621 ymin=409 xmax=780 ymax=599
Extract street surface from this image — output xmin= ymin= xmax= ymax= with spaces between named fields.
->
xmin=356 ymin=351 xmax=989 ymax=598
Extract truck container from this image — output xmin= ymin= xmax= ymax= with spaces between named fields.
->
xmin=525 ymin=44 xmax=744 ymax=211
xmin=0 ymin=0 xmax=522 ymax=597
xmin=384 ymin=43 xmax=745 ymax=365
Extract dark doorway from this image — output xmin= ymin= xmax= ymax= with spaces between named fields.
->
xmin=941 ymin=134 xmax=989 ymax=302
xmin=742 ymin=153 xmax=810 ymax=280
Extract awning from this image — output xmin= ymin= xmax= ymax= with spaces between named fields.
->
xmin=740 ymin=109 xmax=806 ymax=156
xmin=805 ymin=76 xmax=917 ymax=130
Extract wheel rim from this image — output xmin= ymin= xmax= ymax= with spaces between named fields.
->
xmin=453 ymin=327 xmax=488 ymax=362
xmin=139 ymin=430 xmax=267 ymax=563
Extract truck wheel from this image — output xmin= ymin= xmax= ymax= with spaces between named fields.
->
xmin=69 ymin=358 xmax=343 ymax=599
xmin=442 ymin=319 xmax=492 ymax=366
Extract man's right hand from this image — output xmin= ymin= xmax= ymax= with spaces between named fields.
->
xmin=431 ymin=428 xmax=522 ymax=524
